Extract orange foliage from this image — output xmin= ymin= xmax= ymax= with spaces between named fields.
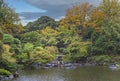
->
xmin=90 ymin=9 xmax=105 ymax=32
xmin=60 ymin=3 xmax=94 ymax=38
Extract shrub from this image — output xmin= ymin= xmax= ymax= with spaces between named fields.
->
xmin=0 ymin=69 xmax=11 ymax=76
xmin=90 ymin=55 xmax=111 ymax=65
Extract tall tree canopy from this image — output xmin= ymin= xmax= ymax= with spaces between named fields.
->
xmin=0 ymin=0 xmax=23 ymax=34
xmin=60 ymin=3 xmax=94 ymax=40
xmin=26 ymin=16 xmax=59 ymax=31
xmin=91 ymin=0 xmax=120 ymax=56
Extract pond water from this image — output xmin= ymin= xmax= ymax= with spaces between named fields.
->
xmin=13 ymin=66 xmax=120 ymax=81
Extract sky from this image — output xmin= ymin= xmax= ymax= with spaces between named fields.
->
xmin=5 ymin=0 xmax=101 ymax=26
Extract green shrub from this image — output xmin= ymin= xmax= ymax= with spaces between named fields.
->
xmin=0 ymin=69 xmax=11 ymax=76
xmin=3 ymin=34 xmax=14 ymax=44
xmin=90 ymin=55 xmax=111 ymax=65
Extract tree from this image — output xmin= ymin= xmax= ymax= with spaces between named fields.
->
xmin=99 ymin=0 xmax=120 ymax=20
xmin=24 ymin=43 xmax=34 ymax=55
xmin=3 ymin=34 xmax=14 ymax=44
xmin=60 ymin=3 xmax=94 ymax=40
xmin=39 ymin=27 xmax=59 ymax=46
xmin=99 ymin=0 xmax=120 ymax=54
xmin=20 ymin=45 xmax=56 ymax=65
xmin=30 ymin=46 xmax=56 ymax=64
xmin=57 ymin=26 xmax=90 ymax=62
xmin=99 ymin=0 xmax=120 ymax=36
xmin=2 ymin=34 xmax=22 ymax=54
xmin=0 ymin=0 xmax=23 ymax=34
xmin=0 ymin=44 xmax=17 ymax=71
xmin=67 ymin=39 xmax=90 ymax=62
xmin=90 ymin=0 xmax=120 ymax=57
xmin=26 ymin=16 xmax=59 ymax=31
xmin=90 ymin=9 xmax=105 ymax=32
xmin=21 ymin=31 xmax=41 ymax=46
xmin=0 ymin=0 xmax=4 ymax=59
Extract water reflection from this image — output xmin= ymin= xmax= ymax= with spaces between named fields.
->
xmin=14 ymin=66 xmax=120 ymax=81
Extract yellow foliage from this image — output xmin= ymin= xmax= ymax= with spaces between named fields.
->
xmin=3 ymin=44 xmax=11 ymax=54
xmin=40 ymin=27 xmax=58 ymax=36
xmin=2 ymin=53 xmax=16 ymax=63
xmin=29 ymin=47 xmax=56 ymax=63
xmin=45 ymin=46 xmax=58 ymax=54
xmin=90 ymin=9 xmax=105 ymax=32
xmin=2 ymin=44 xmax=16 ymax=63
xmin=3 ymin=44 xmax=10 ymax=51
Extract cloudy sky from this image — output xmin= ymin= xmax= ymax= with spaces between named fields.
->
xmin=5 ymin=0 xmax=101 ymax=25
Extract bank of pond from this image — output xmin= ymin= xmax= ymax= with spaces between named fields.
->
xmin=30 ymin=62 xmax=120 ymax=69
xmin=0 ymin=62 xmax=120 ymax=81
xmin=0 ymin=68 xmax=19 ymax=81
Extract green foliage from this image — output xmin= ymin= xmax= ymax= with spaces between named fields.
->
xmin=99 ymin=0 xmax=120 ymax=20
xmin=92 ymin=34 xmax=106 ymax=54
xmin=1 ymin=0 xmax=120 ymax=71
xmin=16 ymin=53 xmax=28 ymax=63
xmin=57 ymin=26 xmax=77 ymax=44
xmin=11 ymin=38 xmax=22 ymax=54
xmin=39 ymin=27 xmax=59 ymax=46
xmin=2 ymin=45 xmax=16 ymax=63
xmin=90 ymin=55 xmax=111 ymax=64
xmin=21 ymin=31 xmax=41 ymax=45
xmin=3 ymin=34 xmax=14 ymax=44
xmin=63 ymin=54 xmax=72 ymax=62
xmin=23 ymin=43 xmax=34 ymax=53
xmin=110 ymin=56 xmax=120 ymax=63
xmin=98 ymin=0 xmax=120 ymax=55
xmin=21 ymin=46 xmax=56 ymax=65
xmin=90 ymin=0 xmax=120 ymax=57
xmin=0 ymin=44 xmax=17 ymax=71
xmin=31 ymin=46 xmax=56 ymax=64
xmin=3 ymin=34 xmax=22 ymax=54
xmin=0 ymin=0 xmax=3 ymax=7
xmin=0 ymin=1 xmax=22 ymax=34
xmin=0 ymin=40 xmax=3 ymax=57
xmin=16 ymin=43 xmax=34 ymax=65
xmin=23 ymin=43 xmax=34 ymax=61
xmin=26 ymin=16 xmax=59 ymax=31
xmin=0 ymin=69 xmax=11 ymax=76
xmin=68 ymin=42 xmax=90 ymax=62
xmin=0 ymin=27 xmax=3 ymax=40
xmin=57 ymin=26 xmax=90 ymax=62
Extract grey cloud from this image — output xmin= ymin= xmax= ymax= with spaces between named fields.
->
xmin=18 ymin=5 xmax=66 ymax=19
xmin=19 ymin=12 xmax=45 ymax=20
xmin=18 ymin=5 xmax=67 ymax=20
xmin=25 ymin=0 xmax=101 ymax=7
xmin=21 ymin=0 xmax=101 ymax=21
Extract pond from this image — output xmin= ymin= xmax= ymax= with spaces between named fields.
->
xmin=13 ymin=66 xmax=120 ymax=81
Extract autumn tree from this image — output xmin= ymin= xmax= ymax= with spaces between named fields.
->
xmin=60 ymin=3 xmax=94 ymax=40
xmin=1 ymin=44 xmax=17 ymax=70
xmin=90 ymin=9 xmax=105 ymax=32
xmin=0 ymin=1 xmax=23 ymax=71
xmin=90 ymin=0 xmax=120 ymax=57
xmin=0 ymin=0 xmax=23 ymax=34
